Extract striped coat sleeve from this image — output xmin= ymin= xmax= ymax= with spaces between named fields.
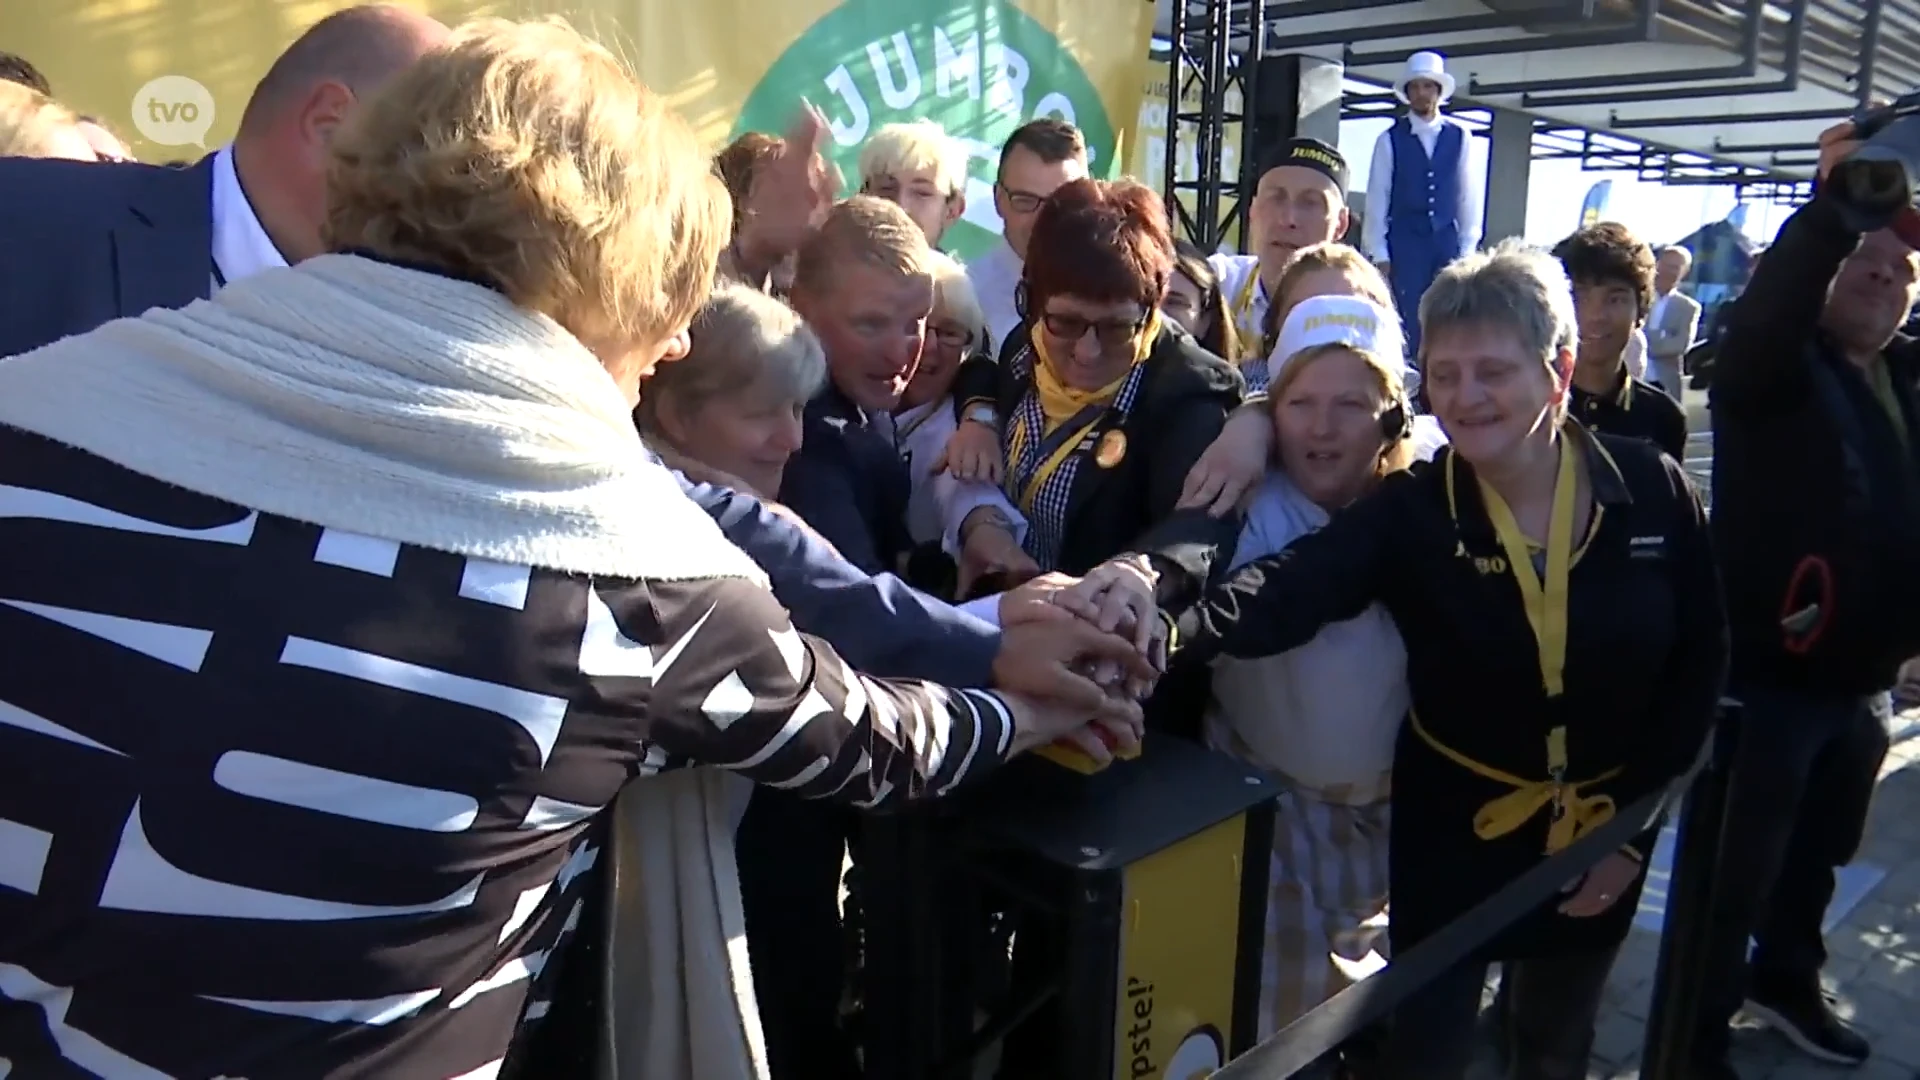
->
xmin=618 ymin=575 xmax=1016 ymax=806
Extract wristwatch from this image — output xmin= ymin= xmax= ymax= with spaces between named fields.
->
xmin=963 ymin=404 xmax=998 ymax=427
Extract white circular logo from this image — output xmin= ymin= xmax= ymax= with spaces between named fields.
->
xmin=1167 ymin=1027 xmax=1225 ymax=1079
xmin=131 ymin=75 xmax=216 ymax=148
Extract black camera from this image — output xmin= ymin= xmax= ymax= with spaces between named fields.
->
xmin=1828 ymin=90 xmax=1920 ymax=233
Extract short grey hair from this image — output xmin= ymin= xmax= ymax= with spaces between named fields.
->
xmin=1418 ymin=239 xmax=1578 ymax=369
xmin=635 ymin=282 xmax=826 ymax=436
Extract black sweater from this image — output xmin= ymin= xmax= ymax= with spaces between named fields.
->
xmin=1709 ymin=193 xmax=1920 ymax=695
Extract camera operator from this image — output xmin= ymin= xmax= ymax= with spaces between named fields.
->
xmin=1694 ymin=120 xmax=1920 ymax=1077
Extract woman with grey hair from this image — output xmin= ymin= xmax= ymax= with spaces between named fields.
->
xmin=1073 ymin=239 xmax=1727 ymax=1080
xmin=637 ymin=282 xmax=827 ymax=499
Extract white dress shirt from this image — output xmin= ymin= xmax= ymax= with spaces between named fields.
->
xmin=1623 ymin=327 xmax=1649 ymax=381
xmin=210 ymin=145 xmax=287 ymax=288
xmin=1207 ymin=252 xmax=1273 ymax=386
xmin=889 ymin=395 xmax=1030 ymax=554
xmin=966 ymin=239 xmax=1024 ymax=360
xmin=1361 ymin=113 xmax=1483 ymax=264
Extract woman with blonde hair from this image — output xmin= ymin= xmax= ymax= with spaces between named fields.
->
xmin=637 ymin=281 xmax=826 ymax=499
xmin=1205 ymin=294 xmax=1414 ymax=1039
xmin=1260 ymin=242 xmax=1397 ymax=359
xmin=0 ymin=79 xmax=96 ymax=160
xmin=0 ymin=18 xmax=1136 ymax=1080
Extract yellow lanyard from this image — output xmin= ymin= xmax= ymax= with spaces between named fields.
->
xmin=1476 ymin=436 xmax=1578 ymax=698
xmin=1411 ymin=711 xmax=1620 ymax=854
xmin=1007 ymin=416 xmax=1096 ymax=515
xmin=1427 ymin=437 xmax=1618 ymax=854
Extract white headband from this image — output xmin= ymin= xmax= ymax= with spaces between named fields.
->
xmin=1268 ymin=295 xmax=1408 ymax=387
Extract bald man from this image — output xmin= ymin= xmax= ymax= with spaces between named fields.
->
xmin=0 ymin=3 xmax=448 ymax=360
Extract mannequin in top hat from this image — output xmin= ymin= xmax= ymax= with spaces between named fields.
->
xmin=1363 ymin=50 xmax=1483 ymax=358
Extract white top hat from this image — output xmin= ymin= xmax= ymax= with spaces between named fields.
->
xmin=1394 ymin=50 xmax=1456 ymax=105
xmin=1268 ymin=296 xmax=1408 ymax=388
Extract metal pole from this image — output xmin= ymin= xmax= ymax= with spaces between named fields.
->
xmin=1640 ymin=707 xmax=1742 ymax=1080
xmin=1164 ymin=0 xmax=1185 ymax=228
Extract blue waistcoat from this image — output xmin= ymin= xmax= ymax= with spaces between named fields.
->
xmin=1386 ymin=116 xmax=1464 ymax=243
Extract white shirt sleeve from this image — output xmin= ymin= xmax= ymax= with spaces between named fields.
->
xmin=1364 ymin=132 xmax=1393 ymax=264
xmin=1624 ymin=328 xmax=1649 ymax=380
xmin=1453 ymin=120 xmax=1483 ymax=255
xmin=936 ymin=473 xmax=1030 ymax=556
xmin=956 ymin=594 xmax=1002 ymax=626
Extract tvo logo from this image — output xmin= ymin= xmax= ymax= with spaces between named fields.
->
xmin=132 ymin=75 xmax=216 ymax=148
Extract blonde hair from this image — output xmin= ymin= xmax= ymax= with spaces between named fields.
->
xmin=927 ymin=252 xmax=990 ymax=354
xmin=635 ymin=282 xmax=826 ymax=438
xmin=792 ymin=194 xmax=932 ymax=295
xmin=1264 ymin=244 xmax=1397 ymax=358
xmin=0 ymin=81 xmax=84 ymax=158
xmin=859 ymin=120 xmax=969 ymax=198
xmin=1268 ymin=342 xmax=1418 ymax=475
xmin=324 ymin=17 xmax=730 ymax=356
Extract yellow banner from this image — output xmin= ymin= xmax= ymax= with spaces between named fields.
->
xmin=2 ymin=0 xmax=1156 ymax=261
xmin=1129 ymin=68 xmax=1246 ymax=249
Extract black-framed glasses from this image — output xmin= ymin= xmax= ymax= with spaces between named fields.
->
xmin=1040 ymin=312 xmax=1148 ymax=347
xmin=996 ymin=181 xmax=1046 ymax=214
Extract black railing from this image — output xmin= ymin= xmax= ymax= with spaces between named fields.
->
xmin=1213 ymin=709 xmax=1741 ymax=1080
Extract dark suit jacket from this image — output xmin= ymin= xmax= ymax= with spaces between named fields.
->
xmin=0 ymin=155 xmax=999 ymax=686
xmin=0 ymin=155 xmax=217 ymax=360
xmin=778 ymin=385 xmax=915 ymax=577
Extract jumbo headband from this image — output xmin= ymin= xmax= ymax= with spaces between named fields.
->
xmin=1269 ymin=295 xmax=1407 ymax=387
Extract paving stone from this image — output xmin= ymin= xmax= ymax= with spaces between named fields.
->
xmin=1576 ymin=741 xmax=1920 ymax=1080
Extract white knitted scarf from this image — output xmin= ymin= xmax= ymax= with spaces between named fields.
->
xmin=0 ymin=254 xmax=769 ymax=1080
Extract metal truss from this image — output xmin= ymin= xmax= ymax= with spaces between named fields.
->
xmin=1159 ymin=0 xmax=1267 ymax=252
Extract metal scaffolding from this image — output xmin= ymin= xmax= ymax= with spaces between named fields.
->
xmin=1161 ymin=0 xmax=1266 ymax=252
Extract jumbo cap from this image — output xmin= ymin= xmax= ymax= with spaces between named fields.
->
xmin=1269 ymin=295 xmax=1407 ymax=387
xmin=1257 ymin=137 xmax=1350 ymax=199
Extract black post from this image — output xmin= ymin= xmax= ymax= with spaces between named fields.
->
xmin=1640 ymin=706 xmax=1742 ymax=1080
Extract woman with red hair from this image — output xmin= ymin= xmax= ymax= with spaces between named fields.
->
xmin=946 ymin=179 xmax=1244 ymax=676
xmin=943 ymin=176 xmax=1244 ymax=1077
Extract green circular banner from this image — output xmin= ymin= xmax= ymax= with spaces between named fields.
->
xmin=735 ymin=0 xmax=1119 ymax=262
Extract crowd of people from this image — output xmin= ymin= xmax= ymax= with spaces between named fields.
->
xmin=0 ymin=11 xmax=1912 ymax=1080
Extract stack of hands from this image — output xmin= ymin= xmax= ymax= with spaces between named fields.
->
xmin=980 ymin=556 xmax=1172 ymax=768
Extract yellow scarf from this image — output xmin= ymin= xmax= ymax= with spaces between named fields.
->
xmin=1030 ymin=312 xmax=1162 ymax=434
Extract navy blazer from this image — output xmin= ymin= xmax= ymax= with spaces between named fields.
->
xmin=778 ymin=385 xmax=915 ymax=577
xmin=0 ymin=155 xmax=1000 ymax=685
xmin=0 ymin=155 xmax=218 ymax=360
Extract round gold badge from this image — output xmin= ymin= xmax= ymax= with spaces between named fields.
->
xmin=1094 ymin=429 xmax=1127 ymax=469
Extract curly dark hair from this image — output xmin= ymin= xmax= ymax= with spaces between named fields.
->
xmin=1552 ymin=221 xmax=1656 ymax=320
